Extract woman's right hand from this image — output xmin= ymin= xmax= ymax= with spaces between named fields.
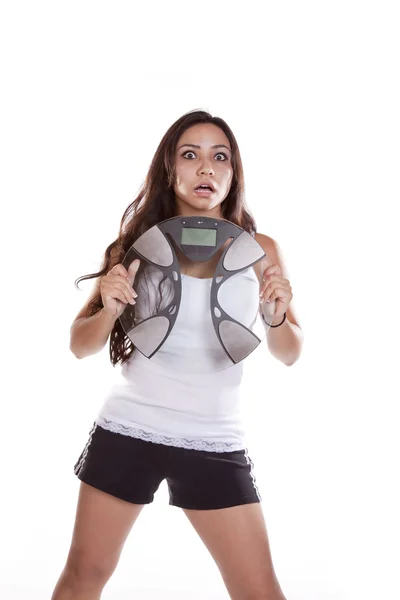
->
xmin=100 ymin=259 xmax=141 ymax=318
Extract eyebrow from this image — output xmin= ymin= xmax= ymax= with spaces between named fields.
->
xmin=177 ymin=143 xmax=232 ymax=152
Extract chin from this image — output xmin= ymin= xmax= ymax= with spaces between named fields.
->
xmin=189 ymin=203 xmax=221 ymax=215
xmin=177 ymin=195 xmax=221 ymax=213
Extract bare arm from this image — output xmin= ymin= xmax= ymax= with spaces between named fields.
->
xmin=70 ymin=254 xmax=140 ymax=359
xmin=255 ymin=233 xmax=304 ymax=366
xmin=70 ymin=308 xmax=119 ymax=359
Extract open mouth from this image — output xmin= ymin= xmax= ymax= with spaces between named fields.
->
xmin=193 ymin=188 xmax=214 ymax=196
xmin=194 ymin=184 xmax=215 ymax=193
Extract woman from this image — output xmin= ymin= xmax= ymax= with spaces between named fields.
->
xmin=52 ymin=109 xmax=303 ymax=600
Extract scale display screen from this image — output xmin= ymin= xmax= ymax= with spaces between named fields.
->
xmin=181 ymin=227 xmax=217 ymax=247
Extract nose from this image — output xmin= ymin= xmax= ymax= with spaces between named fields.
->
xmin=198 ymin=165 xmax=214 ymax=176
xmin=197 ymin=157 xmax=214 ymax=176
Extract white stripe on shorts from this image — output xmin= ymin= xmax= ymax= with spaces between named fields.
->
xmin=244 ymin=447 xmax=262 ymax=501
xmin=74 ymin=422 xmax=98 ymax=477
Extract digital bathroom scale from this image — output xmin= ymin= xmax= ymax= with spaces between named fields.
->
xmin=119 ymin=216 xmax=277 ymax=373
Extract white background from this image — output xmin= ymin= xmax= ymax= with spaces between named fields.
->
xmin=1 ymin=1 xmax=399 ymax=598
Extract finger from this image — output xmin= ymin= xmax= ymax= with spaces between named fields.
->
xmin=105 ymin=287 xmax=133 ymax=306
xmin=103 ymin=281 xmax=136 ymax=305
xmin=260 ymin=274 xmax=286 ymax=289
xmin=264 ymin=288 xmax=290 ymax=303
xmin=114 ymin=281 xmax=136 ymax=304
xmin=262 ymin=264 xmax=281 ymax=281
xmin=127 ymin=259 xmax=141 ymax=285
xmin=106 ymin=274 xmax=138 ymax=300
xmin=109 ymin=263 xmax=129 ymax=278
xmin=260 ymin=282 xmax=289 ymax=303
xmin=259 ymin=276 xmax=288 ymax=296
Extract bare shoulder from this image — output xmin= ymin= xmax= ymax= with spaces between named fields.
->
xmin=254 ymin=233 xmax=302 ymax=330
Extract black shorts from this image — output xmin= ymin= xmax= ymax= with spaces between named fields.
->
xmin=73 ymin=422 xmax=262 ymax=510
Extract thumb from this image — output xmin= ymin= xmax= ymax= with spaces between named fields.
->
xmin=127 ymin=258 xmax=141 ymax=284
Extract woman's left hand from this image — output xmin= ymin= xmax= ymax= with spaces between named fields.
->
xmin=259 ymin=264 xmax=293 ymax=319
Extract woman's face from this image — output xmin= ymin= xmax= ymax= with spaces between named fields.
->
xmin=173 ymin=123 xmax=233 ymax=217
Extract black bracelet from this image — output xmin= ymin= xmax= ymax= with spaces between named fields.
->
xmin=262 ymin=311 xmax=287 ymax=328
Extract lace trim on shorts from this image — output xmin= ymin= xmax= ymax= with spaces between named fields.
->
xmin=96 ymin=416 xmax=245 ymax=453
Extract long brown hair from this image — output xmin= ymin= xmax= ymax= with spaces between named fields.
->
xmin=74 ymin=109 xmax=257 ymax=366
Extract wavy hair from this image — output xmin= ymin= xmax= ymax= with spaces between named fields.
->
xmin=74 ymin=108 xmax=258 ymax=366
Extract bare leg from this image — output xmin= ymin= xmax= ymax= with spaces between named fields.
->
xmin=51 ymin=482 xmax=145 ymax=599
xmin=183 ymin=502 xmax=287 ymax=600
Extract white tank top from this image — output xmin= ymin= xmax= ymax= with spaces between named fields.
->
xmin=96 ymin=266 xmax=261 ymax=452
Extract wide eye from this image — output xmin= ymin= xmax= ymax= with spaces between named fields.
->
xmin=182 ymin=151 xmax=228 ymax=161
xmin=182 ymin=151 xmax=196 ymax=159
